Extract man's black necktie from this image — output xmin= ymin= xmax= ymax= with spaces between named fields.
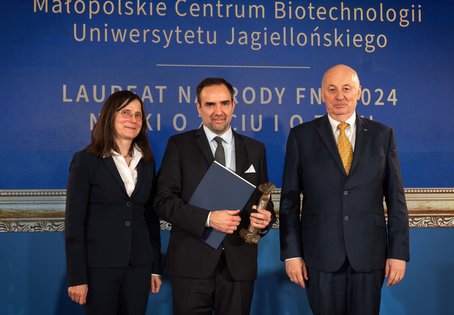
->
xmin=214 ymin=136 xmax=225 ymax=166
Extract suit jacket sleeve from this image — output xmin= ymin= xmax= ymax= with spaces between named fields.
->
xmin=153 ymin=137 xmax=209 ymax=238
xmin=147 ymin=162 xmax=163 ymax=274
xmin=256 ymin=143 xmax=276 ymax=236
xmin=384 ymin=129 xmax=410 ymax=261
xmin=65 ymin=151 xmax=90 ymax=286
xmin=279 ymin=129 xmax=303 ymax=260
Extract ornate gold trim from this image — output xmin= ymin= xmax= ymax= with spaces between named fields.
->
xmin=270 ymin=188 xmax=454 ymax=229
xmin=0 ymin=189 xmax=66 ymax=232
xmin=1 ymin=188 xmax=454 ymax=232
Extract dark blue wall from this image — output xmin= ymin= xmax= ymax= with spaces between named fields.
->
xmin=1 ymin=229 xmax=453 ymax=315
xmin=1 ymin=0 xmax=454 ymax=189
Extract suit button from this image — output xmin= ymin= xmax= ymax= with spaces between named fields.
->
xmin=344 ymin=216 xmax=349 ymax=221
xmin=126 ymin=202 xmax=132 ymax=207
xmin=344 ymin=190 xmax=349 ymax=195
xmin=125 ymin=221 xmax=131 ymax=227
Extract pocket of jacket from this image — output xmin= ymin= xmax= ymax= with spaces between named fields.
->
xmin=374 ymin=214 xmax=386 ymax=230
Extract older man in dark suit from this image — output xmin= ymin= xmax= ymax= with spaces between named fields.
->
xmin=154 ymin=78 xmax=275 ymax=315
xmin=280 ymin=64 xmax=409 ymax=315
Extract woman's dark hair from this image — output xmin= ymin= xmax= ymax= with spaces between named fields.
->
xmin=86 ymin=90 xmax=153 ymax=163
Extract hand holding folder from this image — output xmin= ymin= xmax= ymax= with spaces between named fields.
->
xmin=209 ymin=209 xmax=241 ymax=234
xmin=189 ymin=161 xmax=256 ymax=249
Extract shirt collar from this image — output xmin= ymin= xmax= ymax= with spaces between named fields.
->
xmin=111 ymin=144 xmax=143 ymax=162
xmin=328 ymin=113 xmax=356 ymax=133
xmin=203 ymin=125 xmax=233 ymax=145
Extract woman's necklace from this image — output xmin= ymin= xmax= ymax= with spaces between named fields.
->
xmin=122 ymin=147 xmax=133 ymax=158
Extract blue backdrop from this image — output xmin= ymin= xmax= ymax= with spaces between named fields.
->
xmin=1 ymin=0 xmax=453 ymax=314
xmin=1 ymin=229 xmax=454 ymax=314
xmin=1 ymin=0 xmax=453 ymax=188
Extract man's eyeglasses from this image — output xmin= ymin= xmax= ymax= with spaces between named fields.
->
xmin=118 ymin=109 xmax=143 ymax=120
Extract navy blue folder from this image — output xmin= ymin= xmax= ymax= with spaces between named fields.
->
xmin=189 ymin=161 xmax=256 ymax=249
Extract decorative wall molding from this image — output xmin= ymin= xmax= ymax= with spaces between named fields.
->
xmin=1 ymin=188 xmax=454 ymax=232
xmin=0 ymin=189 xmax=66 ymax=232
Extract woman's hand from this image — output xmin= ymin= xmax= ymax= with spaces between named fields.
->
xmin=150 ymin=275 xmax=162 ymax=293
xmin=68 ymin=284 xmax=88 ymax=305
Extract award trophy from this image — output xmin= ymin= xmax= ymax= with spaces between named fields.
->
xmin=239 ymin=182 xmax=275 ymax=244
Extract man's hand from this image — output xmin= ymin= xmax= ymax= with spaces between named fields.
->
xmin=209 ymin=210 xmax=241 ymax=233
xmin=385 ymin=258 xmax=406 ymax=286
xmin=68 ymin=284 xmax=88 ymax=305
xmin=250 ymin=208 xmax=272 ymax=229
xmin=285 ymin=258 xmax=308 ymax=288
xmin=150 ymin=275 xmax=162 ymax=293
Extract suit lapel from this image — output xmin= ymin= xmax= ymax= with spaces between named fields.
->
xmin=349 ymin=115 xmax=369 ymax=176
xmin=103 ymin=157 xmax=128 ymax=195
xmin=195 ymin=127 xmax=215 ymax=165
xmin=317 ymin=115 xmax=346 ymax=174
xmin=195 ymin=127 xmax=248 ymax=174
xmin=131 ymin=159 xmax=145 ymax=198
xmin=233 ymin=131 xmax=248 ymax=175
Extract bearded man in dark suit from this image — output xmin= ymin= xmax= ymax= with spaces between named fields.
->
xmin=154 ymin=78 xmax=275 ymax=315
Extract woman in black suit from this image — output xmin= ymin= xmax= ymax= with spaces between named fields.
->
xmin=65 ymin=90 xmax=162 ymax=314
